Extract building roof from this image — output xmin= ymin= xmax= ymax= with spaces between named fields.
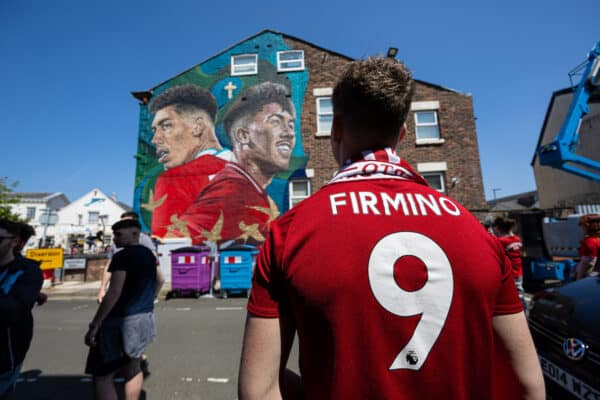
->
xmin=132 ymin=28 xmax=466 ymax=99
xmin=8 ymin=192 xmax=68 ymax=202
xmin=487 ymin=190 xmax=539 ymax=211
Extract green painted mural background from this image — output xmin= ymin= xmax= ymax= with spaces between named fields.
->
xmin=133 ymin=32 xmax=309 ymax=246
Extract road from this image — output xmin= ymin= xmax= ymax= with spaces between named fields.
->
xmin=16 ymin=297 xmax=299 ymax=400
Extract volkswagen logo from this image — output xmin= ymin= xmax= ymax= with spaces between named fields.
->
xmin=562 ymin=338 xmax=588 ymax=360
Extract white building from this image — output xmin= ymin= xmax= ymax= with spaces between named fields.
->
xmin=56 ymin=188 xmax=131 ymax=252
xmin=10 ymin=189 xmax=131 ymax=252
xmin=9 ymin=192 xmax=70 ymax=249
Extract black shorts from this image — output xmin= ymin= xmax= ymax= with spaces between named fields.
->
xmin=85 ymin=319 xmax=129 ymax=377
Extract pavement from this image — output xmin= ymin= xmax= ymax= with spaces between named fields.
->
xmin=44 ymin=280 xmax=173 ymax=301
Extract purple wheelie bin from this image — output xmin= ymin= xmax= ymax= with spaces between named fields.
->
xmin=170 ymin=246 xmax=213 ymax=298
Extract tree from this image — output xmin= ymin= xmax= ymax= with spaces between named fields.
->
xmin=0 ymin=177 xmax=25 ymax=222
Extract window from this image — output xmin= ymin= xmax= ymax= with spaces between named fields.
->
xmin=78 ymin=214 xmax=83 ymax=226
xmin=88 ymin=211 xmax=99 ymax=224
xmin=316 ymin=97 xmax=333 ymax=136
xmin=422 ymin=172 xmax=445 ymax=192
xmin=277 ymin=50 xmax=305 ymax=72
xmin=26 ymin=207 xmax=36 ymax=220
xmin=414 ymin=110 xmax=441 ymax=141
xmin=289 ymin=179 xmax=311 ymax=208
xmin=231 ymin=54 xmax=258 ymax=76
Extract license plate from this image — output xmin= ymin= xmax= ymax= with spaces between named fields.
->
xmin=539 ymin=355 xmax=600 ymax=400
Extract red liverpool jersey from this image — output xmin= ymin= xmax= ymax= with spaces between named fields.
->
xmin=151 ymin=154 xmax=228 ymax=238
xmin=579 ymin=236 xmax=600 ymax=258
xmin=496 ymin=234 xmax=523 ymax=277
xmin=248 ymin=148 xmax=522 ymax=400
xmin=180 ymin=163 xmax=275 ymax=246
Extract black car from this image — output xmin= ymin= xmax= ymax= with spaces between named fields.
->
xmin=527 ymin=276 xmax=600 ymax=399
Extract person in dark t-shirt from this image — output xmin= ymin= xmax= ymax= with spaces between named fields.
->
xmin=84 ymin=218 xmax=157 ymax=400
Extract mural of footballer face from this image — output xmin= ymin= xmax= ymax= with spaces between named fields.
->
xmin=150 ymin=85 xmax=219 ymax=170
xmin=224 ymin=82 xmax=296 ymax=188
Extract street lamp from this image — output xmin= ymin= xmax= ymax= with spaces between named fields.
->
xmin=492 ymin=188 xmax=502 ymax=200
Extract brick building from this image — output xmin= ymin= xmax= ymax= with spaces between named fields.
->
xmin=132 ymin=29 xmax=486 ymax=244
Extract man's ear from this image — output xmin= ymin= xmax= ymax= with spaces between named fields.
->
xmin=234 ymin=126 xmax=250 ymax=145
xmin=331 ymin=115 xmax=343 ymax=142
xmin=192 ymin=116 xmax=207 ymax=137
xmin=398 ymin=123 xmax=407 ymax=142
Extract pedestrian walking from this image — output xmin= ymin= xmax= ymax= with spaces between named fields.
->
xmin=84 ymin=218 xmax=158 ymax=400
xmin=0 ymin=219 xmax=43 ymax=399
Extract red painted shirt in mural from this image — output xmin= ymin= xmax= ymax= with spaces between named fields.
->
xmin=180 ymin=162 xmax=277 ymax=246
xmin=248 ymin=148 xmax=522 ymax=400
xmin=150 ymin=151 xmax=232 ymax=238
xmin=496 ymin=234 xmax=523 ymax=277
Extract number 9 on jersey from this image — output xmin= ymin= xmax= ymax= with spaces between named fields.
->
xmin=368 ymin=232 xmax=454 ymax=371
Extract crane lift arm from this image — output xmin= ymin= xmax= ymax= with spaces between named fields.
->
xmin=538 ymin=41 xmax=600 ymax=181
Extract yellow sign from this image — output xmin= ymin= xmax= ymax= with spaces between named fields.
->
xmin=26 ymin=248 xmax=64 ymax=270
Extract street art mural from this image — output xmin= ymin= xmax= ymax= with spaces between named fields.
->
xmin=133 ymin=31 xmax=309 ymax=247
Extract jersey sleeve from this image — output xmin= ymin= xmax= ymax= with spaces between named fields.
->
xmin=247 ymin=222 xmax=286 ymax=318
xmin=491 ymin=238 xmax=523 ymax=315
xmin=108 ymin=250 xmax=129 ymax=273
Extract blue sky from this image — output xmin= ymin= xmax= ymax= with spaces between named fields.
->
xmin=1 ymin=0 xmax=598 ymax=205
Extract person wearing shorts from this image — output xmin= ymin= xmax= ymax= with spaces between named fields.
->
xmin=85 ymin=218 xmax=157 ymax=400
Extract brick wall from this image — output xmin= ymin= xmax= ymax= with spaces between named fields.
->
xmin=285 ymin=36 xmax=486 ymax=210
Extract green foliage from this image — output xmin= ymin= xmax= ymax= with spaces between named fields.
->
xmin=0 ymin=177 xmax=25 ymax=222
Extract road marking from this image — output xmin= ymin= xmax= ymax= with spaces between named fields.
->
xmin=72 ymin=305 xmax=89 ymax=311
xmin=175 ymin=307 xmax=192 ymax=311
xmin=80 ymin=378 xmax=93 ymax=382
xmin=26 ymin=378 xmax=37 ymax=383
xmin=16 ymin=378 xmax=24 ymax=383
xmin=216 ymin=307 xmax=243 ymax=311
xmin=207 ymin=377 xmax=230 ymax=383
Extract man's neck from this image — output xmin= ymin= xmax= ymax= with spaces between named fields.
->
xmin=197 ymin=137 xmax=223 ymax=153
xmin=239 ymin=160 xmax=273 ymax=189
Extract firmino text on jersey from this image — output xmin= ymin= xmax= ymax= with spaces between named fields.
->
xmin=329 ymin=191 xmax=462 ymax=217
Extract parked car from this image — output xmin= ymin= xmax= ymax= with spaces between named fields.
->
xmin=527 ymin=276 xmax=600 ymax=399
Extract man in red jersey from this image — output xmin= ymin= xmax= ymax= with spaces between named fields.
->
xmin=576 ymin=213 xmax=600 ymax=279
xmin=239 ymin=57 xmax=545 ymax=400
xmin=148 ymin=85 xmax=235 ymax=238
xmin=180 ymin=82 xmax=295 ymax=245
xmin=492 ymin=217 xmax=525 ymax=306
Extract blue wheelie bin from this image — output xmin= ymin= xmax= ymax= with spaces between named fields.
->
xmin=218 ymin=244 xmax=258 ymax=298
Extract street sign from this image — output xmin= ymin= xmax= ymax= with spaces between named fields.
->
xmin=26 ymin=248 xmax=64 ymax=270
xmin=63 ymin=258 xmax=86 ymax=270
xmin=39 ymin=212 xmax=59 ymax=225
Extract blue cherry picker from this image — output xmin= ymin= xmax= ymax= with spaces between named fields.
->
xmin=537 ymin=41 xmax=600 ymax=180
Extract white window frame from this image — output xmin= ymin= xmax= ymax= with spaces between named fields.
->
xmin=277 ymin=50 xmax=305 ymax=72
xmin=88 ymin=211 xmax=99 ymax=224
xmin=231 ymin=54 xmax=258 ymax=76
xmin=315 ymin=95 xmax=333 ymax=137
xmin=26 ymin=207 xmax=36 ymax=220
xmin=289 ymin=179 xmax=311 ymax=208
xmin=417 ymin=161 xmax=447 ymax=193
xmin=411 ymin=101 xmax=444 ymax=145
xmin=421 ymin=172 xmax=446 ymax=193
xmin=414 ymin=110 xmax=442 ymax=144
